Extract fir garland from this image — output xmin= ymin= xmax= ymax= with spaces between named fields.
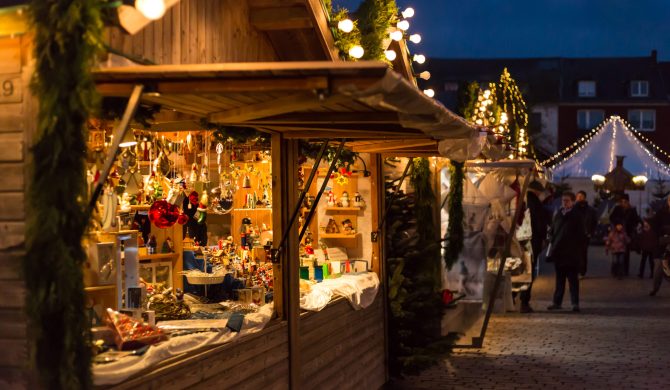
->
xmin=99 ymin=97 xmax=161 ymax=129
xmin=201 ymin=120 xmax=270 ymax=146
xmin=355 ymin=0 xmax=398 ymax=61
xmin=323 ymin=0 xmax=363 ymax=60
xmin=298 ymin=140 xmax=358 ymax=168
xmin=387 ymin=158 xmax=449 ymax=376
xmin=26 ymin=0 xmax=103 ymax=388
xmin=443 ymin=161 xmax=464 ymax=270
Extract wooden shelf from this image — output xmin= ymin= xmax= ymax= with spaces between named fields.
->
xmin=84 ymin=285 xmax=115 ymax=292
xmin=131 ymin=205 xmax=151 ymax=211
xmin=324 ymin=207 xmax=361 ymax=211
xmin=139 ymin=253 xmax=179 ymax=261
xmin=320 ymin=233 xmax=359 ymax=239
xmin=232 ymin=208 xmax=272 ymax=211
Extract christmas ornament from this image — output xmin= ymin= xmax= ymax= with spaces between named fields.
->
xmin=148 ymin=200 xmax=184 ymax=229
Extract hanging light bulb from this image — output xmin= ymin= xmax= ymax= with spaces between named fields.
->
xmin=423 ymin=89 xmax=435 ymax=98
xmin=348 ymin=45 xmax=364 ymax=59
xmin=337 ymin=19 xmax=354 ymax=33
xmin=384 ymin=50 xmax=397 ymax=61
xmin=397 ymin=20 xmax=410 ymax=31
xmin=390 ymin=30 xmax=403 ymax=41
xmin=402 ymin=7 xmax=415 ymax=18
xmin=409 ymin=33 xmax=422 ymax=43
xmin=135 ymin=0 xmax=166 ymax=20
xmin=418 ymin=71 xmax=430 ymax=80
xmin=413 ymin=54 xmax=426 ymax=64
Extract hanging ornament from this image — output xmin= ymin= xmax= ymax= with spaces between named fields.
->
xmin=242 ymin=175 xmax=251 ymax=189
xmin=149 ymin=200 xmax=182 ymax=229
xmin=189 ymin=163 xmax=199 ymax=184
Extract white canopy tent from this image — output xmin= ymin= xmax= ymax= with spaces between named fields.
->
xmin=550 ymin=116 xmax=670 ymax=180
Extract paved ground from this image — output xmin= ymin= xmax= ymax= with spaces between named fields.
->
xmin=392 ymin=246 xmax=670 ymax=390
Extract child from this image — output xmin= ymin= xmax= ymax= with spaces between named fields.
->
xmin=638 ymin=219 xmax=657 ymax=278
xmin=606 ymin=223 xmax=630 ymax=279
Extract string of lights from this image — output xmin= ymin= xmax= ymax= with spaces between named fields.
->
xmin=547 ymin=116 xmax=670 ymax=175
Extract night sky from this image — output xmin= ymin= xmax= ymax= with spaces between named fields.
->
xmin=335 ymin=0 xmax=670 ymax=60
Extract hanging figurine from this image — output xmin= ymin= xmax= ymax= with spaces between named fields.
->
xmin=189 ymin=163 xmax=199 ymax=184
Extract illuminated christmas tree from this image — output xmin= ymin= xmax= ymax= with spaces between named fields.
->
xmin=496 ymin=68 xmax=532 ymax=159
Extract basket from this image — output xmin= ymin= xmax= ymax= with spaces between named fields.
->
xmin=185 ymin=274 xmax=225 ymax=285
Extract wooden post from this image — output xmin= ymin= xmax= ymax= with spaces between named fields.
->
xmin=271 ymin=132 xmax=284 ymax=320
xmin=284 ymin=140 xmax=301 ymax=389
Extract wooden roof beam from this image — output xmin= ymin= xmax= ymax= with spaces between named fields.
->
xmin=242 ymin=112 xmax=401 ymax=124
xmin=208 ymin=92 xmax=349 ymax=123
xmin=350 ymin=139 xmax=437 ymax=152
xmin=96 ymin=76 xmax=329 ymax=96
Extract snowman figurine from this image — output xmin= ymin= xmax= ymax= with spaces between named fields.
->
xmin=353 ymin=192 xmax=365 ymax=208
xmin=341 ymin=191 xmax=350 ymax=207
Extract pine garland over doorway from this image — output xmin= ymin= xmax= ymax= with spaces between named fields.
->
xmin=26 ymin=0 xmax=102 ymax=388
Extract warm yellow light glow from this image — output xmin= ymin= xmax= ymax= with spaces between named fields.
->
xmin=591 ymin=174 xmax=606 ymax=185
xmin=402 ymin=7 xmax=415 ymax=18
xmin=413 ymin=54 xmax=426 ymax=64
xmin=423 ymin=88 xmax=435 ymax=97
xmin=418 ymin=71 xmax=430 ymax=80
xmin=397 ymin=20 xmax=410 ymax=31
xmin=337 ymin=19 xmax=354 ymax=33
xmin=409 ymin=33 xmax=422 ymax=43
xmin=384 ymin=50 xmax=397 ymax=61
xmin=390 ymin=30 xmax=403 ymax=41
xmin=135 ymin=0 xmax=166 ymax=20
xmin=633 ymin=175 xmax=648 ymax=186
xmin=348 ymin=45 xmax=364 ymax=59
xmin=119 ymin=131 xmax=137 ymax=148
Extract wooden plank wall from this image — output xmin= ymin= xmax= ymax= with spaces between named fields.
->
xmin=106 ymin=321 xmax=289 ymax=390
xmin=106 ymin=0 xmax=278 ymax=65
xmin=299 ymin=297 xmax=386 ymax=389
xmin=0 ymin=35 xmax=34 ymax=389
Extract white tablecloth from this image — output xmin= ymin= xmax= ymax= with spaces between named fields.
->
xmin=93 ymin=303 xmax=274 ymax=386
xmin=300 ymin=272 xmax=380 ymax=312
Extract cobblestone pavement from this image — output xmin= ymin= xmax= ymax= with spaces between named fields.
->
xmin=391 ymin=246 xmax=670 ymax=390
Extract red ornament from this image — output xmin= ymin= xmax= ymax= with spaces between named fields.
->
xmin=177 ymin=213 xmax=189 ymax=225
xmin=188 ymin=191 xmax=199 ymax=205
xmin=149 ymin=200 xmax=181 ymax=228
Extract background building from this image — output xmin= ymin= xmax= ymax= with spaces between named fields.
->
xmin=427 ymin=50 xmax=670 ymax=161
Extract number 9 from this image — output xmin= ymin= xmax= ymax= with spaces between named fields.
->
xmin=2 ymin=80 xmax=13 ymax=97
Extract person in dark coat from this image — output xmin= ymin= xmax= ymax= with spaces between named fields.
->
xmin=547 ymin=191 xmax=587 ymax=312
xmin=650 ymin=197 xmax=670 ymax=296
xmin=638 ymin=219 xmax=657 ymax=278
xmin=519 ymin=181 xmax=551 ymax=313
xmin=574 ymin=191 xmax=598 ymax=277
xmin=609 ymin=194 xmax=640 ymax=276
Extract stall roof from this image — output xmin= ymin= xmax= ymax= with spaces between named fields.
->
xmin=93 ymin=61 xmax=478 ymax=154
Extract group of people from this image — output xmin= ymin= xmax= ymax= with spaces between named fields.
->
xmin=605 ymin=194 xmax=670 ymax=295
xmin=522 ymin=189 xmax=670 ymax=314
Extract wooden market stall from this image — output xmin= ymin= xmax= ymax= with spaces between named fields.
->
xmin=0 ymin=1 xmax=484 ymax=389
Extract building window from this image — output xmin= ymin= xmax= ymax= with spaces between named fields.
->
xmin=577 ymin=109 xmax=605 ymax=130
xmin=578 ymin=81 xmax=596 ymax=97
xmin=628 ymin=109 xmax=656 ymax=131
xmin=630 ymin=80 xmax=649 ymax=97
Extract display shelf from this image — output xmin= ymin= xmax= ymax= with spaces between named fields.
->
xmin=139 ymin=253 xmax=179 ymax=261
xmin=131 ymin=205 xmax=151 ymax=211
xmin=320 ymin=233 xmax=359 ymax=239
xmin=324 ymin=207 xmax=361 ymax=211
xmin=84 ymin=285 xmax=115 ymax=292
xmin=232 ymin=208 xmax=272 ymax=211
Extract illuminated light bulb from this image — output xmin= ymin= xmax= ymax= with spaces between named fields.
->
xmin=479 ymin=106 xmax=486 ymax=112
xmin=423 ymin=88 xmax=435 ymax=98
xmin=390 ymin=30 xmax=403 ymax=41
xmin=409 ymin=34 xmax=422 ymax=43
xmin=348 ymin=45 xmax=364 ymax=59
xmin=591 ymin=174 xmax=606 ymax=185
xmin=483 ymin=90 xmax=491 ymax=98
xmin=384 ymin=50 xmax=397 ymax=61
xmin=397 ymin=20 xmax=410 ymax=31
xmin=337 ymin=19 xmax=354 ymax=33
xmin=476 ymin=119 xmax=483 ymax=125
xmin=418 ymin=71 xmax=430 ymax=80
xmin=402 ymin=7 xmax=415 ymax=18
xmin=413 ymin=54 xmax=426 ymax=64
xmin=135 ymin=0 xmax=166 ymax=20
